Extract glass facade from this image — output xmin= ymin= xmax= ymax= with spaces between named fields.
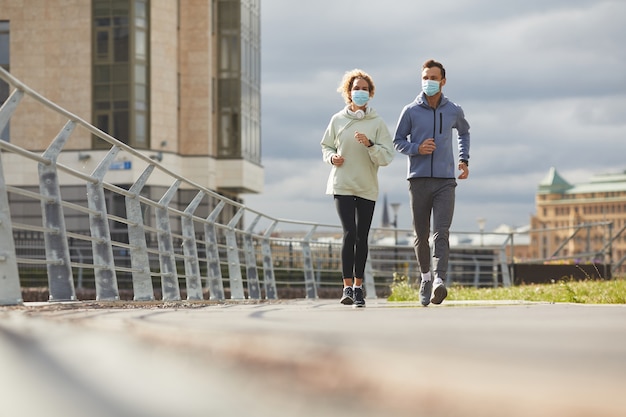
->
xmin=92 ymin=0 xmax=149 ymax=149
xmin=217 ymin=0 xmax=260 ymax=164
xmin=0 ymin=20 xmax=9 ymax=141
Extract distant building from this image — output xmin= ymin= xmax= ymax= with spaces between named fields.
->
xmin=0 ymin=0 xmax=262 ymax=230
xmin=530 ymin=167 xmax=626 ymax=272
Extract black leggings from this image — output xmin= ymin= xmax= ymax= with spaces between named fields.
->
xmin=334 ymin=195 xmax=376 ymax=279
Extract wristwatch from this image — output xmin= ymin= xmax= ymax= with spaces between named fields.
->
xmin=460 ymin=159 xmax=468 ymax=166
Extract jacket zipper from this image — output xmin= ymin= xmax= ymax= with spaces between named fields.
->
xmin=439 ymin=112 xmax=443 ymax=134
xmin=430 ymin=109 xmax=437 ymax=176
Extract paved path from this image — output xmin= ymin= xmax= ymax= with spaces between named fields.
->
xmin=1 ymin=299 xmax=625 ymax=417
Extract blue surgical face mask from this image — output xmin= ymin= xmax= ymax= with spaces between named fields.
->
xmin=351 ymin=90 xmax=370 ymax=106
xmin=422 ymin=79 xmax=440 ymax=96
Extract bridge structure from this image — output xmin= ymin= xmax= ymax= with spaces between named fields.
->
xmin=0 ymin=67 xmax=620 ymax=307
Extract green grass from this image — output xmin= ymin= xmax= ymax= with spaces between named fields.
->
xmin=387 ymin=273 xmax=626 ymax=304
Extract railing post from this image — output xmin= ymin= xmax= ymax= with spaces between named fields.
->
xmin=181 ymin=191 xmax=205 ymax=300
xmin=508 ymin=232 xmax=515 ymax=285
xmin=472 ymin=256 xmax=480 ymax=287
xmin=87 ymin=146 xmax=120 ymax=301
xmin=364 ymin=256 xmax=377 ymax=299
xmin=262 ymin=222 xmax=278 ymax=299
xmin=302 ymin=226 xmax=318 ymax=299
xmin=0 ymin=89 xmax=24 ymax=133
xmin=243 ymin=214 xmax=262 ymax=299
xmin=606 ymin=222 xmax=613 ymax=279
xmin=225 ymin=208 xmax=245 ymax=300
xmin=156 ymin=180 xmax=181 ymax=301
xmin=39 ymin=121 xmax=76 ymax=301
xmin=499 ymin=248 xmax=512 ymax=287
xmin=0 ymin=153 xmax=23 ymax=305
xmin=610 ymin=224 xmax=626 ymax=275
xmin=497 ymin=233 xmax=513 ymax=287
xmin=126 ymin=165 xmax=155 ymax=301
xmin=204 ymin=201 xmax=225 ymax=300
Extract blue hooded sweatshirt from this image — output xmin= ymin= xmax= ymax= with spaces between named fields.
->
xmin=393 ymin=92 xmax=470 ymax=179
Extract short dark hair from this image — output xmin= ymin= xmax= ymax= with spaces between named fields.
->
xmin=422 ymin=59 xmax=446 ymax=79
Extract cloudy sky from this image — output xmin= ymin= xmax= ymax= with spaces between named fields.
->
xmin=243 ymin=0 xmax=625 ymax=234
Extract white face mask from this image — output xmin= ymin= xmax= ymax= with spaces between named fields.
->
xmin=422 ymin=79 xmax=440 ymax=96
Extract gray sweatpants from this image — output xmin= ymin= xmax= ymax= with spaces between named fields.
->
xmin=408 ymin=178 xmax=457 ymax=280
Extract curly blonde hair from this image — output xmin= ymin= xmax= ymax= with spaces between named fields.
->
xmin=337 ymin=69 xmax=375 ymax=104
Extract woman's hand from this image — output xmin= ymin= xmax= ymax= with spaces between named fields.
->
xmin=332 ymin=154 xmax=345 ymax=167
xmin=354 ymin=131 xmax=372 ymax=147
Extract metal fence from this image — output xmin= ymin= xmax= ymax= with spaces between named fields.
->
xmin=0 ymin=67 xmax=621 ymax=306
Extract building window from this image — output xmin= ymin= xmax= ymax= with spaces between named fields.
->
xmin=92 ymin=0 xmax=149 ymax=149
xmin=216 ymin=0 xmax=261 ymax=164
xmin=0 ymin=20 xmax=9 ymax=141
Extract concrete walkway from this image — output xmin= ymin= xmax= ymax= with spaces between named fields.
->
xmin=1 ymin=298 xmax=625 ymax=417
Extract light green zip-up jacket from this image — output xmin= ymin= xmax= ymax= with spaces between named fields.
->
xmin=321 ymin=106 xmax=394 ymax=201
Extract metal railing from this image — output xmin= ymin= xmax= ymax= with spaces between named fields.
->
xmin=0 ymin=67 xmax=621 ymax=306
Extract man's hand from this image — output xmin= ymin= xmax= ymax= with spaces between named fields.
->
xmin=418 ymin=138 xmax=436 ymax=155
xmin=458 ymin=162 xmax=469 ymax=179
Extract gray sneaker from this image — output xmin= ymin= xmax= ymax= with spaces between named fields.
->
xmin=419 ymin=279 xmax=433 ymax=306
xmin=431 ymin=281 xmax=448 ymax=305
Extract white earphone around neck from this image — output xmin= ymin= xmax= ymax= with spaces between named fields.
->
xmin=348 ymin=107 xmax=366 ymax=119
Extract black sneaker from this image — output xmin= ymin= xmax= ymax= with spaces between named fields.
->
xmin=353 ymin=287 xmax=365 ymax=308
xmin=340 ymin=287 xmax=354 ymax=305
